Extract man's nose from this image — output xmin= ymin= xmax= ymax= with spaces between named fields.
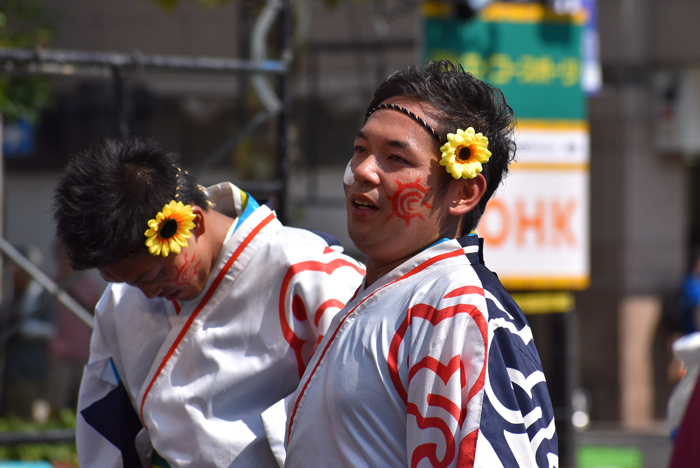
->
xmin=139 ymin=284 xmax=161 ymax=299
xmin=352 ymin=155 xmax=381 ymax=185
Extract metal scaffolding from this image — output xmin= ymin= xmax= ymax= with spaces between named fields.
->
xmin=0 ymin=0 xmax=293 ymax=332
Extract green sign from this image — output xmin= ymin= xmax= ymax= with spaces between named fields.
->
xmin=424 ymin=4 xmax=585 ymax=120
xmin=576 ymin=446 xmax=643 ymax=468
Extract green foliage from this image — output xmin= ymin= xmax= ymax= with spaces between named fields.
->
xmin=0 ymin=0 xmax=52 ymax=48
xmin=0 ymin=410 xmax=78 ymax=466
xmin=0 ymin=0 xmax=54 ymax=122
xmin=0 ymin=76 xmax=50 ymax=122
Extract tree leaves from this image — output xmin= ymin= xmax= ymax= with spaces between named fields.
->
xmin=0 ymin=0 xmax=54 ymax=122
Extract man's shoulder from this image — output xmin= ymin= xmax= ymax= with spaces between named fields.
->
xmin=268 ymin=226 xmax=358 ymax=264
xmin=468 ymin=262 xmax=524 ymax=319
xmin=275 ymin=226 xmax=342 ymax=248
xmin=402 ymin=260 xmax=528 ymax=328
xmin=475 ymin=272 xmax=544 ymax=370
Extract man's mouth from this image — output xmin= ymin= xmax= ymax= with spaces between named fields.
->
xmin=163 ymin=290 xmax=180 ymax=301
xmin=353 ymin=200 xmax=377 ymax=210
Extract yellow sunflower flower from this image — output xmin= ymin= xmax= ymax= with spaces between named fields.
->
xmin=144 ymin=200 xmax=197 ymax=257
xmin=439 ymin=127 xmax=492 ymax=179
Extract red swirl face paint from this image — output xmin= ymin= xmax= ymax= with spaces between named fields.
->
xmin=170 ymin=251 xmax=201 ymax=287
xmin=386 ymin=177 xmax=432 ymax=226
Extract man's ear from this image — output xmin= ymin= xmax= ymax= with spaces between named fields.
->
xmin=191 ymin=205 xmax=206 ymax=237
xmin=447 ymin=173 xmax=487 ymax=217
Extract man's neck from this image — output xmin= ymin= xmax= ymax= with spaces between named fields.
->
xmin=203 ymin=209 xmax=236 ymax=265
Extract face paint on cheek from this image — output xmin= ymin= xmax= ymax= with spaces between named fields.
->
xmin=386 ymin=177 xmax=432 ymax=226
xmin=170 ymin=251 xmax=201 ymax=287
xmin=343 ymin=160 xmax=355 ymax=186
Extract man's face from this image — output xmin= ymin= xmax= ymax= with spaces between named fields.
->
xmin=345 ymin=97 xmax=458 ymax=267
xmin=99 ymin=237 xmax=210 ymax=302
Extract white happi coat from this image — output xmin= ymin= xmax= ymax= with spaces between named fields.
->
xmin=285 ymin=235 xmax=558 ymax=468
xmin=76 ymin=182 xmax=365 ymax=468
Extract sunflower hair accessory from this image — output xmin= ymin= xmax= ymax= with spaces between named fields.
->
xmin=439 ymin=127 xmax=491 ymax=180
xmin=144 ymin=200 xmax=197 ymax=257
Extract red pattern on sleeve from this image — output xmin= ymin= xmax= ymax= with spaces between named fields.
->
xmin=313 ymin=299 xmax=346 ymax=327
xmin=279 ymin=258 xmax=366 ymax=378
xmin=388 ymin=286 xmax=488 ymax=468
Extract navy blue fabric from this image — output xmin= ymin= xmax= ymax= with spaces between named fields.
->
xmin=458 ymin=233 xmax=558 ymax=466
xmin=81 ymin=381 xmax=143 ymax=468
xmin=309 ymin=230 xmax=342 ymax=248
xmin=457 ymin=233 xmax=484 ymax=265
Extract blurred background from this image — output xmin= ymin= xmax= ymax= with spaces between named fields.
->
xmin=0 ymin=0 xmax=698 ymax=466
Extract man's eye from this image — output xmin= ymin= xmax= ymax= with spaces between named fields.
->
xmin=389 ymin=154 xmax=406 ymax=163
xmin=148 ymin=270 xmax=164 ymax=283
xmin=354 ymin=145 xmax=366 ymax=154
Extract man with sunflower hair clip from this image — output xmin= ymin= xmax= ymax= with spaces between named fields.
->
xmin=53 ymin=137 xmax=365 ymax=468
xmin=285 ymin=60 xmax=558 ymax=467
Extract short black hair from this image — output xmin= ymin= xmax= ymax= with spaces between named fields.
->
xmin=53 ymin=136 xmax=208 ymax=270
xmin=366 ymin=60 xmax=516 ymax=233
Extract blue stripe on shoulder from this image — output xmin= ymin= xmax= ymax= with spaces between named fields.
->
xmin=429 ymin=238 xmax=450 ymax=248
xmin=234 ymin=194 xmax=261 ymax=232
xmin=109 ymin=357 xmax=121 ymax=385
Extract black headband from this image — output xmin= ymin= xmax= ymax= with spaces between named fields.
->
xmin=366 ymin=103 xmax=442 ymax=144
